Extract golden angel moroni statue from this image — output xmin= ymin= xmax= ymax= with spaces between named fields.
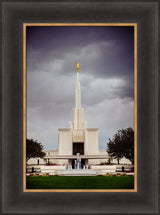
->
xmin=76 ymin=62 xmax=79 ymax=72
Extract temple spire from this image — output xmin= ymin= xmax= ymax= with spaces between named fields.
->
xmin=75 ymin=62 xmax=81 ymax=109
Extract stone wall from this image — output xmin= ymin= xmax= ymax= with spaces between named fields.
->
xmin=58 ymin=129 xmax=72 ymax=155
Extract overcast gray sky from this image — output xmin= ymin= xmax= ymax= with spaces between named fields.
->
xmin=27 ymin=26 xmax=134 ymax=150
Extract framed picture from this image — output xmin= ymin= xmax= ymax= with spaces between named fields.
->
xmin=24 ymin=23 xmax=137 ymax=192
xmin=2 ymin=1 xmax=158 ymax=213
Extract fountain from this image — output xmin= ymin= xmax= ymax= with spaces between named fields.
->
xmin=75 ymin=153 xmax=81 ymax=169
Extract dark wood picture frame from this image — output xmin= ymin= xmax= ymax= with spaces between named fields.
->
xmin=1 ymin=1 xmax=159 ymax=213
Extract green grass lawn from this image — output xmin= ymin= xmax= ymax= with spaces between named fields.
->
xmin=26 ymin=176 xmax=134 ymax=189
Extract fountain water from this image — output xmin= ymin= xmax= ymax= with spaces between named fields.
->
xmin=75 ymin=153 xmax=81 ymax=169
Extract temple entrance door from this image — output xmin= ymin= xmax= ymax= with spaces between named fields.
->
xmin=73 ymin=142 xmax=84 ymax=155
xmin=81 ymin=159 xmax=85 ymax=169
xmin=72 ymin=159 xmax=75 ymax=169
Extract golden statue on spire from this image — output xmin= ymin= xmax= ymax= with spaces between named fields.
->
xmin=76 ymin=61 xmax=79 ymax=72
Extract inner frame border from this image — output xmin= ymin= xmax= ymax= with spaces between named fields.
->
xmin=23 ymin=23 xmax=137 ymax=193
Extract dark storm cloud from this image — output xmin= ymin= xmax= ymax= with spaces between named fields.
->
xmin=27 ymin=26 xmax=134 ymax=149
xmin=27 ymin=26 xmax=134 ymax=78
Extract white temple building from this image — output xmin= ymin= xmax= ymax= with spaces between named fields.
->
xmin=27 ymin=63 xmax=132 ymax=169
xmin=57 ymin=62 xmax=107 ymax=168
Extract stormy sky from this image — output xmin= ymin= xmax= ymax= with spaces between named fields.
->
xmin=27 ymin=26 xmax=134 ymax=150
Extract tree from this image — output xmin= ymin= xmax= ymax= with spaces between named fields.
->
xmin=107 ymin=127 xmax=134 ymax=165
xmin=26 ymin=139 xmax=46 ymax=162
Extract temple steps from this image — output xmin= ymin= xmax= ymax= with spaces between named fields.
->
xmin=58 ymin=169 xmax=97 ymax=176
